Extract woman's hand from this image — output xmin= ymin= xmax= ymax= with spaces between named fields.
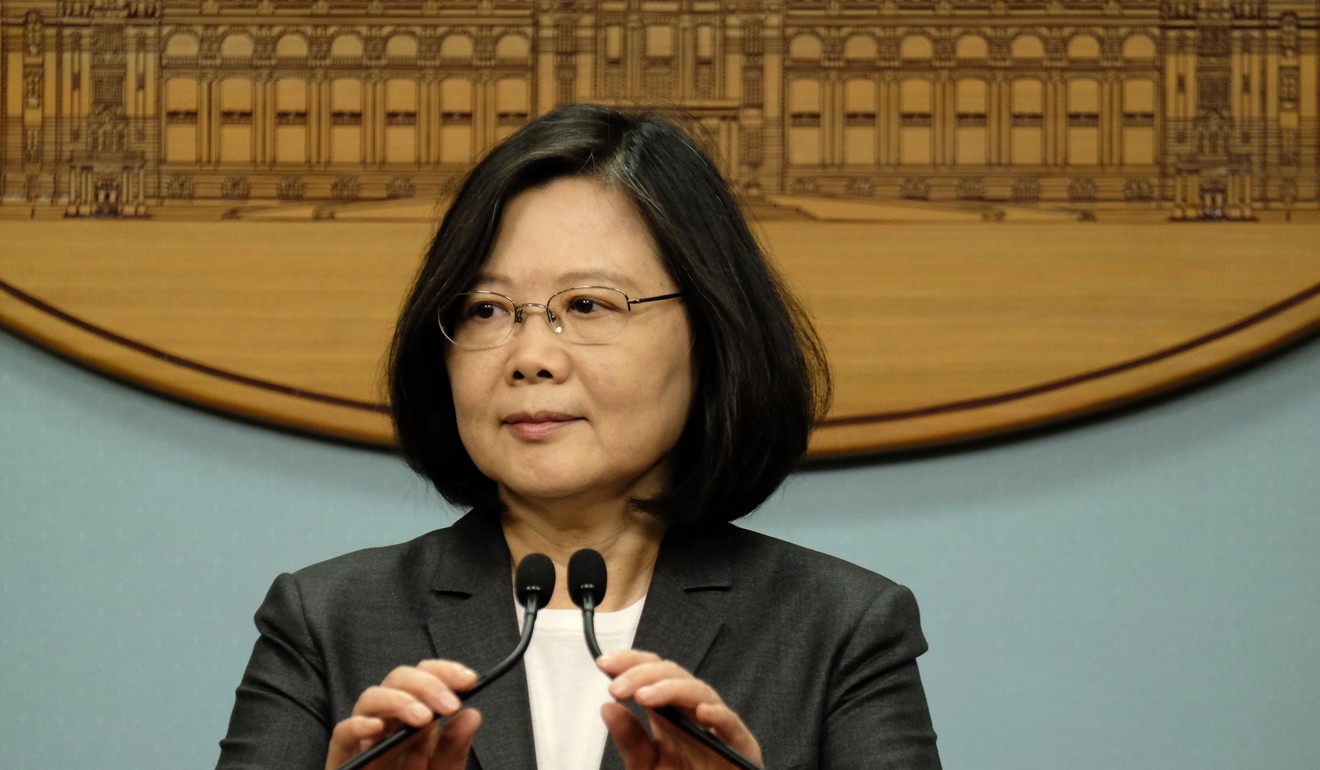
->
xmin=598 ymin=650 xmax=763 ymax=770
xmin=324 ymin=660 xmax=483 ymax=770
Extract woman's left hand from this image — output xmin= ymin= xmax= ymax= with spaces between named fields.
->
xmin=597 ymin=650 xmax=763 ymax=770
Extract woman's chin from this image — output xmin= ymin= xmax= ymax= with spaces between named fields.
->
xmin=486 ymin=452 xmax=674 ymax=516
xmin=496 ymin=473 xmax=655 ymax=513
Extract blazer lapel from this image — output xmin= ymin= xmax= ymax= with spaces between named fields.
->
xmin=424 ymin=511 xmax=538 ymax=770
xmin=598 ymin=527 xmax=734 ymax=770
xmin=633 ymin=532 xmax=731 ymax=675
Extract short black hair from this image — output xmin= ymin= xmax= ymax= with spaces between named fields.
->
xmin=389 ymin=103 xmax=830 ymax=530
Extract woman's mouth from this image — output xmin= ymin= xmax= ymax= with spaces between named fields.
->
xmin=503 ymin=412 xmax=582 ymax=440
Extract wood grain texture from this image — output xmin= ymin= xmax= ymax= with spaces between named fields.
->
xmin=2 ymin=207 xmax=1317 ymax=457
xmin=5 ymin=2 xmax=1320 ymax=456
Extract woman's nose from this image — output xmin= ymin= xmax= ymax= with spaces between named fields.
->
xmin=506 ymin=309 xmax=570 ymax=383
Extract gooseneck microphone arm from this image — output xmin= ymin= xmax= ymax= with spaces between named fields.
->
xmin=336 ymin=553 xmax=556 ymax=770
xmin=567 ymin=549 xmax=764 ymax=770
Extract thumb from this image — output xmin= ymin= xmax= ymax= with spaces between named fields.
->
xmin=602 ymin=702 xmax=658 ymax=770
xmin=428 ymin=709 xmax=482 ymax=770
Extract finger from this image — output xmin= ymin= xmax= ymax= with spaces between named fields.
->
xmin=350 ymin=685 xmax=438 ymax=728
xmin=693 ymin=702 xmax=763 ymax=761
xmin=429 ymin=709 xmax=482 ymax=770
xmin=596 ymin=648 xmax=662 ymax=678
xmin=397 ymin=721 xmax=441 ymax=766
xmin=377 ymin=665 xmax=468 ymax=716
xmin=413 ymin=660 xmax=480 ymax=694
xmin=324 ymin=716 xmax=386 ymax=767
xmin=602 ymin=702 xmax=658 ymax=770
xmin=606 ymin=659 xmax=702 ymax=702
xmin=601 ymin=654 xmax=689 ymax=687
xmin=630 ymin=675 xmax=722 ymax=712
xmin=642 ymin=705 xmax=765 ymax=768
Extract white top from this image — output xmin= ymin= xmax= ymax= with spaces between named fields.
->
xmin=517 ymin=598 xmax=646 ymax=770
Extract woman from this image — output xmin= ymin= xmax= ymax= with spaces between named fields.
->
xmin=217 ymin=104 xmax=940 ymax=770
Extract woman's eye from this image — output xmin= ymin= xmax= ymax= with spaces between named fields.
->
xmin=569 ymin=297 xmax=601 ymax=314
xmin=466 ymin=302 xmax=504 ymax=321
xmin=566 ymin=295 xmax=621 ymax=316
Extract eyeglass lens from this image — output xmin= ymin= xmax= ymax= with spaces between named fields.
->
xmin=440 ymin=287 xmax=633 ymax=348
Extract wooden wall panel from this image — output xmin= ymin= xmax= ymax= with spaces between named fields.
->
xmin=2 ymin=1 xmax=1318 ymax=457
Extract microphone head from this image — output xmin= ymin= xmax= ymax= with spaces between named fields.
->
xmin=515 ymin=553 xmax=556 ymax=611
xmin=568 ymin=548 xmax=608 ymax=608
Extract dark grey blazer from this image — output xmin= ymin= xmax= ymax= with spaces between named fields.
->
xmin=217 ymin=511 xmax=940 ymax=769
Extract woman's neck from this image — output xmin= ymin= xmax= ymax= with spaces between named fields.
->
xmin=500 ymin=498 xmax=665 ymax=611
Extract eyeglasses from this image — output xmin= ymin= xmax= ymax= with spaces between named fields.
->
xmin=438 ymin=286 xmax=683 ymax=349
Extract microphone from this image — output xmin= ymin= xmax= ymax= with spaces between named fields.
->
xmin=567 ymin=549 xmax=763 ymax=770
xmin=336 ymin=552 xmax=556 ymax=770
xmin=568 ymin=548 xmax=608 ymax=658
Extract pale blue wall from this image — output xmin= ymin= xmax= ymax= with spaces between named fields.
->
xmin=3 ymin=328 xmax=1318 ymax=769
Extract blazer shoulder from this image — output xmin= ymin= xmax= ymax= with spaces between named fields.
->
xmin=720 ymin=525 xmax=906 ymax=594
xmin=280 ymin=509 xmax=506 ymax=616
xmin=280 ymin=526 xmax=453 ymax=614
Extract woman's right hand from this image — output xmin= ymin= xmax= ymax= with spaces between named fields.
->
xmin=324 ymin=660 xmax=483 ymax=770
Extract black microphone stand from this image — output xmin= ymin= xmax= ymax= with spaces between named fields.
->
xmin=336 ymin=553 xmax=555 ymax=770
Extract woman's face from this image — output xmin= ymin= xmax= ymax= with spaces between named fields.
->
xmin=445 ymin=176 xmax=696 ymax=515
